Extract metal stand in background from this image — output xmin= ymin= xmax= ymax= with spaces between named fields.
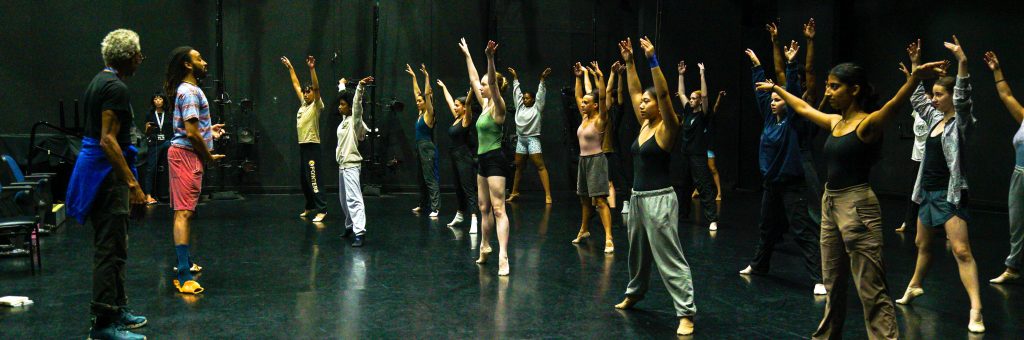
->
xmin=209 ymin=0 xmax=241 ymax=201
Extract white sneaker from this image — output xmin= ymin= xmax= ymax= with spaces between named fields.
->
xmin=448 ymin=211 xmax=465 ymax=227
xmin=709 ymin=222 xmax=718 ymax=231
xmin=814 ymin=283 xmax=826 ymax=295
xmin=469 ymin=214 xmax=479 ymax=234
xmin=429 ymin=211 xmax=439 ymax=218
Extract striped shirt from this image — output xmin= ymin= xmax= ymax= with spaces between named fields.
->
xmin=170 ymin=82 xmax=214 ymax=151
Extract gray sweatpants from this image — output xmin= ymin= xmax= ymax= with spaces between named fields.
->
xmin=1006 ymin=166 xmax=1024 ymax=270
xmin=624 ymin=187 xmax=696 ymax=317
xmin=338 ymin=166 xmax=366 ymax=235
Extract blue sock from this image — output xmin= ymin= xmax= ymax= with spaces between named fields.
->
xmin=175 ymin=245 xmax=193 ymax=282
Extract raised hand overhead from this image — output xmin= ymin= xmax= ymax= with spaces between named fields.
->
xmin=803 ymin=18 xmax=816 ymax=39
xmin=784 ymin=40 xmax=800 ymax=63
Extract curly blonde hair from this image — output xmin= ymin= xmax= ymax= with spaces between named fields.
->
xmin=101 ymin=29 xmax=140 ymax=66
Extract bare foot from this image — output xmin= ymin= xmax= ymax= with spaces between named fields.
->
xmin=691 ymin=190 xmax=699 ymax=199
xmin=895 ymin=223 xmax=906 ymax=232
xmin=715 ymin=195 xmax=722 ymax=201
xmin=614 ymin=296 xmax=640 ymax=310
xmin=312 ymin=213 xmax=327 ymax=222
xmin=505 ymin=193 xmax=520 ymax=202
xmin=299 ymin=209 xmax=312 ymax=218
xmin=545 ymin=196 xmax=552 ymax=204
xmin=604 ymin=239 xmax=614 ymax=253
xmin=739 ymin=265 xmax=753 ymax=275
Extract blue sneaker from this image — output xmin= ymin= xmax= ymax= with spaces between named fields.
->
xmin=118 ymin=308 xmax=147 ymax=329
xmin=88 ymin=322 xmax=146 ymax=340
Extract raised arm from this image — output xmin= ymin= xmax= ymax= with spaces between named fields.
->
xmin=783 ymin=41 xmax=804 ymax=100
xmin=605 ymin=62 xmax=618 ymax=108
xmin=986 ymin=51 xmax=1024 ymax=123
xmin=748 ymin=49 xmax=772 ymax=118
xmin=757 ymin=80 xmax=838 ymax=129
xmin=713 ymin=90 xmax=726 ymax=114
xmin=573 ymin=62 xmax=586 ymax=118
xmin=615 ymin=63 xmax=625 ymax=105
xmin=767 ymin=22 xmax=787 ymax=85
xmin=803 ymin=18 xmax=818 ymax=103
xmin=281 ymin=56 xmax=304 ymax=103
xmin=619 ymin=38 xmax=644 ymax=123
xmin=405 ymin=64 xmax=422 ymax=99
xmin=583 ymin=67 xmax=593 ymax=94
xmin=307 ymin=56 xmax=320 ymax=100
xmin=860 ymin=60 xmax=950 ymax=139
xmin=536 ymin=67 xmax=551 ymax=113
xmin=699 ymin=63 xmax=709 ymax=114
xmin=641 ymin=36 xmax=680 ymax=131
xmin=421 ymin=64 xmax=435 ymax=126
xmin=352 ymin=76 xmax=372 ymax=124
xmin=677 ymin=61 xmax=688 ymax=107
xmin=590 ymin=61 xmax=608 ymax=129
xmin=436 ymin=79 xmax=458 ymax=117
xmin=508 ymin=67 xmax=525 ymax=112
xmin=484 ymin=40 xmax=506 ymax=122
xmin=459 ymin=38 xmax=486 ymax=105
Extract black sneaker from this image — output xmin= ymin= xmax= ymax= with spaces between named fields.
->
xmin=352 ymin=235 xmax=364 ymax=247
xmin=117 ymin=308 xmax=148 ymax=329
xmin=340 ymin=228 xmax=353 ymax=238
xmin=88 ymin=322 xmax=146 ymax=340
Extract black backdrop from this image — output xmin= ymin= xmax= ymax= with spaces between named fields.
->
xmin=1 ymin=0 xmax=1021 ymax=208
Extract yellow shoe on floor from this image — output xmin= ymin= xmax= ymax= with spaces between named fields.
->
xmin=172 ymin=279 xmax=205 ymax=294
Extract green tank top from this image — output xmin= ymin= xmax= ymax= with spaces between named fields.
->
xmin=476 ymin=106 xmax=503 ymax=154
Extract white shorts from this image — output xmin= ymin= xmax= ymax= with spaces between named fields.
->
xmin=515 ymin=135 xmax=543 ymax=155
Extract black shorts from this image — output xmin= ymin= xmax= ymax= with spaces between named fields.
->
xmin=477 ymin=149 xmax=509 ymax=178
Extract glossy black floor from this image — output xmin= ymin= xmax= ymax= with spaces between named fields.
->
xmin=2 ymin=190 xmax=1022 ymax=338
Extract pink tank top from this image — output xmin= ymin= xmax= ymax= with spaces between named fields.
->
xmin=577 ymin=119 xmax=604 ymax=156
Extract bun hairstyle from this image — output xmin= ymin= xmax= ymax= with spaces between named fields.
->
xmin=829 ymin=62 xmax=879 ymax=111
xmin=492 ymin=71 xmax=509 ymax=92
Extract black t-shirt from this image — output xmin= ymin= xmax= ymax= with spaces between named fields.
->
xmin=83 ymin=71 xmax=133 ymax=145
xmin=678 ymin=104 xmax=708 ymax=155
xmin=145 ymin=110 xmax=174 ymax=145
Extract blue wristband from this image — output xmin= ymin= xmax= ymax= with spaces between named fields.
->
xmin=648 ymin=54 xmax=660 ymax=69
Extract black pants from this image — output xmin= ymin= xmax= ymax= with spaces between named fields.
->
xmin=450 ymin=145 xmax=477 ymax=214
xmin=143 ymin=141 xmax=171 ymax=197
xmin=416 ymin=140 xmax=440 ymax=212
xmin=749 ymin=179 xmax=823 ymax=283
xmin=800 ymin=149 xmax=824 ymax=225
xmin=299 ymin=143 xmax=328 ymax=213
xmin=90 ymin=173 xmax=129 ymax=322
xmin=675 ymin=154 xmax=719 ymax=223
xmin=902 ymin=161 xmax=922 ymax=228
xmin=606 ymin=151 xmax=625 ymax=197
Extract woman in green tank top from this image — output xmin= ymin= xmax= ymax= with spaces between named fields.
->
xmin=459 ymin=37 xmax=512 ymax=276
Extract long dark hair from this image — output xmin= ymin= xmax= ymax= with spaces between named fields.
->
xmin=164 ymin=46 xmax=194 ymax=104
xmin=829 ymin=62 xmax=879 ymax=112
xmin=150 ymin=93 xmax=168 ymax=115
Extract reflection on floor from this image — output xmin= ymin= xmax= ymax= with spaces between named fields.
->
xmin=1 ymin=191 xmax=1022 ymax=338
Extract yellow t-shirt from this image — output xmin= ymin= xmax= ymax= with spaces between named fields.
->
xmin=296 ymin=97 xmax=324 ymax=144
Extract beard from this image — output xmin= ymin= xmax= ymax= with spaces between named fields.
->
xmin=193 ymin=65 xmax=208 ymax=79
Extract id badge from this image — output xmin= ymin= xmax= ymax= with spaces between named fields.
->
xmin=157 ymin=134 xmax=166 ymax=141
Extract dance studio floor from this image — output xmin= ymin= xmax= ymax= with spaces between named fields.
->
xmin=2 ymin=190 xmax=1022 ymax=338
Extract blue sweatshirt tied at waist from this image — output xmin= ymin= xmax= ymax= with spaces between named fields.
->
xmin=66 ymin=137 xmax=138 ymax=224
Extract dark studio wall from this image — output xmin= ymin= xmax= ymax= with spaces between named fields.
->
xmin=0 ymin=0 xmax=1021 ymax=208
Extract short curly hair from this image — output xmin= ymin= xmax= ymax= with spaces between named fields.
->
xmin=101 ymin=29 xmax=140 ymax=66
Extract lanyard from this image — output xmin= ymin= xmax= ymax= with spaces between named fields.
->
xmin=155 ymin=111 xmax=165 ymax=130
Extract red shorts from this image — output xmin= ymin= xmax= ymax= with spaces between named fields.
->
xmin=168 ymin=146 xmax=204 ymax=211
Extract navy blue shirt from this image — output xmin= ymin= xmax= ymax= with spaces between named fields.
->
xmin=752 ymin=62 xmax=806 ymax=183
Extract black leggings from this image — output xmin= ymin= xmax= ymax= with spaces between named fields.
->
xmin=674 ymin=154 xmax=719 ymax=223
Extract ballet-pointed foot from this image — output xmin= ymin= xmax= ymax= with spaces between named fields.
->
xmin=895 ymin=223 xmax=906 ymax=232
xmin=476 ymin=246 xmax=492 ymax=264
xmin=989 ymin=270 xmax=1020 ymax=284
xmin=895 ymin=286 xmax=924 ymax=305
xmin=614 ymin=296 xmax=641 ymax=310
xmin=571 ymin=231 xmax=590 ymax=244
xmin=739 ymin=265 xmax=753 ymax=275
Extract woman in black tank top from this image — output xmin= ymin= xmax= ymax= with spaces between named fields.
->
xmin=757 ymin=57 xmax=949 ymax=339
xmin=613 ymin=37 xmax=696 ymax=336
xmin=437 ymin=79 xmax=478 ymax=231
